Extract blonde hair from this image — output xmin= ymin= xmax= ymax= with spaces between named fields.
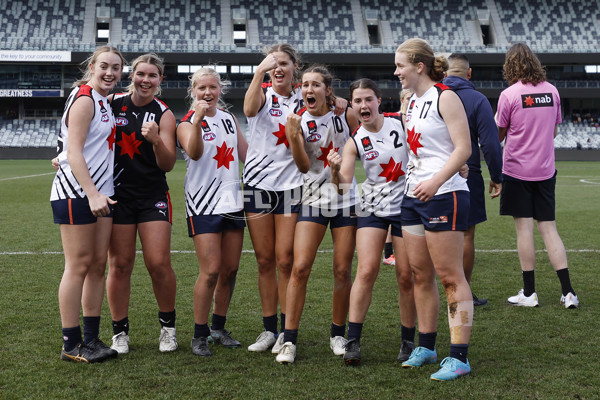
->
xmin=187 ymin=67 xmax=231 ymax=110
xmin=396 ymin=38 xmax=448 ymax=82
xmin=127 ymin=53 xmax=165 ymax=96
xmin=73 ymin=45 xmax=125 ymax=88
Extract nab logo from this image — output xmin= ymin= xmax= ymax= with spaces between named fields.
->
xmin=203 ymin=132 xmax=216 ymax=141
xmin=361 ymin=136 xmax=373 ymax=151
xmin=365 ymin=150 xmax=379 ymax=160
xmin=201 ymin=120 xmax=211 ymax=133
xmin=271 ymin=95 xmax=280 ymax=108
xmin=307 ymin=120 xmax=318 ymax=135
xmin=522 ymin=93 xmax=554 ymax=108
xmin=269 ymin=109 xmax=283 ymax=117
xmin=115 ymin=117 xmax=128 ymax=126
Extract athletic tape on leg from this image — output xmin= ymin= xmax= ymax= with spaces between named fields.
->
xmin=447 ymin=300 xmax=473 ymax=343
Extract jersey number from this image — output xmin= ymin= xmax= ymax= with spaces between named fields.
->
xmin=221 ymin=119 xmax=235 ymax=134
xmin=143 ymin=112 xmax=156 ymax=123
xmin=389 ymin=130 xmax=403 ymax=149
xmin=419 ymin=101 xmax=432 ymax=119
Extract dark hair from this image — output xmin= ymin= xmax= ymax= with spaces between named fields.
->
xmin=349 ymin=78 xmax=382 ymax=100
xmin=448 ymin=53 xmax=469 ymax=67
xmin=396 ymin=38 xmax=447 ymax=82
xmin=302 ymin=64 xmax=336 ymax=104
xmin=503 ymin=43 xmax=546 ymax=85
xmin=265 ymin=43 xmax=302 ymax=85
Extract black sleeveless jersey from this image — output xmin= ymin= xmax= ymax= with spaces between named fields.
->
xmin=111 ymin=93 xmax=170 ymax=199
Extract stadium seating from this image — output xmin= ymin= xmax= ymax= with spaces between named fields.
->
xmin=0 ymin=119 xmax=59 ymax=148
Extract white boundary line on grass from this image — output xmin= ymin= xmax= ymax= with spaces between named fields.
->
xmin=0 ymin=172 xmax=55 ymax=181
xmin=2 ymin=249 xmax=599 ymax=256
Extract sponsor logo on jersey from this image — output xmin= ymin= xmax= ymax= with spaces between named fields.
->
xmin=365 ymin=150 xmax=379 ymax=160
xmin=271 ymin=95 xmax=280 ymax=108
xmin=155 ymin=201 xmax=168 ymax=209
xmin=429 ymin=215 xmax=448 ymax=224
xmin=121 ymin=106 xmax=128 ymax=112
xmin=203 ymin=132 xmax=216 ymax=141
xmin=409 ymin=100 xmax=415 ymax=110
xmin=521 ymin=93 xmax=554 ymax=108
xmin=361 ymin=136 xmax=373 ymax=151
xmin=99 ymin=100 xmax=108 ymax=113
xmin=306 ymin=134 xmax=321 ymax=142
xmin=269 ymin=108 xmax=283 ymax=117
xmin=307 ymin=120 xmax=318 ymax=135
xmin=101 ymin=114 xmax=109 ymax=122
xmin=201 ymin=120 xmax=211 ymax=132
xmin=115 ymin=117 xmax=128 ymax=126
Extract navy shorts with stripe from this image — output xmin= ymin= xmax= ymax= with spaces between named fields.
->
xmin=51 ymin=197 xmax=113 ymax=225
xmin=243 ymin=184 xmax=301 ymax=215
xmin=500 ymin=171 xmax=556 ymax=221
xmin=187 ymin=210 xmax=246 ymax=236
xmin=113 ymin=192 xmax=172 ymax=225
xmin=357 ymin=213 xmax=403 ymax=237
xmin=401 ymin=191 xmax=469 ymax=232
xmin=297 ymin=204 xmax=358 ymax=228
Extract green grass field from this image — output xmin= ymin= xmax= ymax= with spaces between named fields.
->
xmin=1 ymin=159 xmax=599 ymax=399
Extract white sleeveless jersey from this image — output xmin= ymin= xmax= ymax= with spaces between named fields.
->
xmin=242 ymin=84 xmax=304 ymax=191
xmin=404 ymin=83 xmax=468 ymax=197
xmin=180 ymin=108 xmax=243 ymax=215
xmin=299 ymin=108 xmax=358 ymax=210
xmin=353 ymin=114 xmax=408 ymax=217
xmin=50 ymin=85 xmax=115 ymax=200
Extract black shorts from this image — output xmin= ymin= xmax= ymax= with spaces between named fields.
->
xmin=243 ymin=184 xmax=301 ymax=215
xmin=187 ymin=211 xmax=246 ymax=236
xmin=500 ymin=172 xmax=556 ymax=221
xmin=466 ymin=171 xmax=486 ymax=226
xmin=357 ymin=213 xmax=403 ymax=237
xmin=113 ymin=192 xmax=172 ymax=225
xmin=297 ymin=204 xmax=358 ymax=228
xmin=51 ymin=197 xmax=113 ymax=225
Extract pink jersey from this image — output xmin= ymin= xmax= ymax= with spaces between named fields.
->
xmin=496 ymin=81 xmax=562 ymax=181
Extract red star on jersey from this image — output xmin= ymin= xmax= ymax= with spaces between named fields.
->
xmin=117 ymin=131 xmax=143 ymax=159
xmin=523 ymin=96 xmax=534 ymax=107
xmin=407 ymin=126 xmax=424 ymax=156
xmin=272 ymin=123 xmax=289 ymax=148
xmin=317 ymin=141 xmax=339 ymax=169
xmin=378 ymin=157 xmax=405 ymax=182
xmin=213 ymin=141 xmax=235 ymax=169
xmin=107 ymin=125 xmax=116 ymax=150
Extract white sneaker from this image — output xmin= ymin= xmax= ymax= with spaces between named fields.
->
xmin=560 ymin=292 xmax=579 ymax=309
xmin=275 ymin=342 xmax=296 ymax=364
xmin=271 ymin=332 xmax=285 ymax=354
xmin=111 ymin=331 xmax=130 ymax=354
xmin=507 ymin=289 xmax=539 ymax=307
xmin=248 ymin=331 xmax=276 ymax=352
xmin=159 ymin=327 xmax=178 ymax=352
xmin=330 ymin=336 xmax=348 ymax=356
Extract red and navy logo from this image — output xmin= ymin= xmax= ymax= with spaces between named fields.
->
xmin=203 ymin=132 xmax=216 ymax=141
xmin=115 ymin=117 xmax=128 ymax=126
xmin=361 ymin=136 xmax=373 ymax=151
xmin=155 ymin=201 xmax=168 ymax=210
xmin=271 ymin=95 xmax=280 ymax=108
xmin=365 ymin=150 xmax=379 ymax=160
xmin=521 ymin=93 xmax=554 ymax=108
xmin=201 ymin=120 xmax=211 ymax=132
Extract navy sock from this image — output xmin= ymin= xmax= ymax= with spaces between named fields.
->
xmin=280 ymin=313 xmax=286 ymax=333
xmin=347 ymin=322 xmax=363 ymax=342
xmin=283 ymin=329 xmax=298 ymax=345
xmin=522 ymin=270 xmax=535 ymax=297
xmin=112 ymin=317 xmax=129 ymax=335
xmin=556 ymin=268 xmax=575 ymax=296
xmin=331 ymin=322 xmax=346 ymax=338
xmin=82 ymin=316 xmax=100 ymax=345
xmin=263 ymin=314 xmax=278 ymax=334
xmin=450 ymin=343 xmax=469 ymax=363
xmin=211 ymin=313 xmax=226 ymax=331
xmin=159 ymin=310 xmax=176 ymax=328
xmin=418 ymin=332 xmax=437 ymax=351
xmin=384 ymin=242 xmax=394 ymax=258
xmin=194 ymin=323 xmax=210 ymax=339
xmin=401 ymin=325 xmax=416 ymax=343
xmin=62 ymin=326 xmax=82 ymax=351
